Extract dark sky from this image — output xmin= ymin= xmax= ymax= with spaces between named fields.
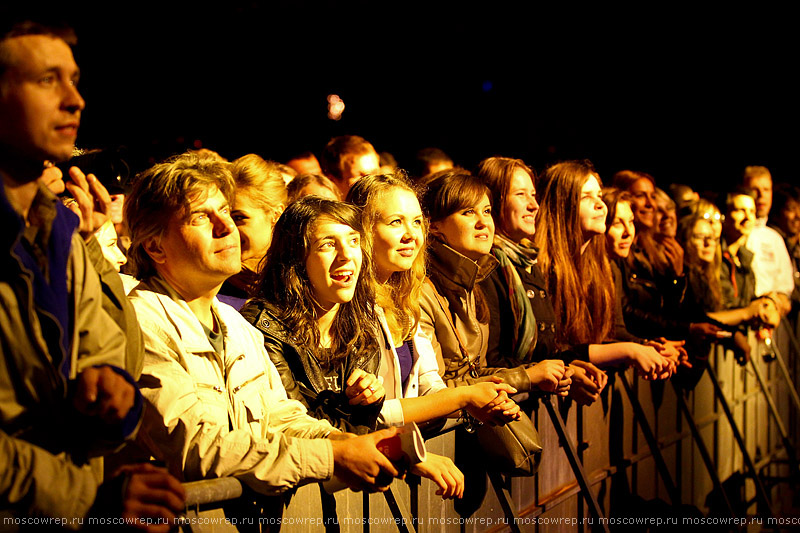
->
xmin=35 ymin=2 xmax=799 ymax=192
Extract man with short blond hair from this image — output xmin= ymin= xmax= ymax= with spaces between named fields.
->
xmin=742 ymin=165 xmax=793 ymax=314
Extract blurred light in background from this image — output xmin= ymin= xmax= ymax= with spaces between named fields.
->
xmin=327 ymin=94 xmax=345 ymax=120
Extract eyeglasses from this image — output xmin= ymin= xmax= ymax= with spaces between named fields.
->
xmin=702 ymin=212 xmax=724 ymax=222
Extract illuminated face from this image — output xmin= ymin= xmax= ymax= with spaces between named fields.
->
xmin=370 ymin=188 xmax=425 ymax=283
xmin=432 ymin=193 xmax=494 ymax=262
xmin=95 ymin=219 xmax=127 ymax=272
xmin=305 ymin=218 xmax=363 ymax=311
xmin=700 ymin=207 xmax=723 ymax=240
xmin=656 ymin=200 xmax=677 ymax=238
xmin=746 ymin=175 xmax=773 ymax=219
xmin=336 ymin=151 xmax=380 ymax=196
xmin=776 ymin=199 xmax=800 ymax=238
xmin=690 ymin=219 xmax=717 ymax=264
xmin=629 ymin=178 xmax=657 ymax=229
xmin=579 ymin=175 xmax=607 ymax=241
xmin=0 ymin=35 xmax=85 ymax=164
xmin=232 ymin=188 xmax=275 ymax=272
xmin=501 ymin=168 xmax=539 ymax=242
xmin=151 ymin=187 xmax=240 ymax=294
xmin=606 ymin=201 xmax=635 ymax=259
xmin=724 ymin=194 xmax=756 ymax=241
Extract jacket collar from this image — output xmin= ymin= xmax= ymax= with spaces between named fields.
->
xmin=427 ymin=238 xmax=498 ymax=292
xmin=137 ymin=275 xmax=226 ymax=354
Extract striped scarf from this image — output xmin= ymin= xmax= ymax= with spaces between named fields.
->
xmin=491 ymin=233 xmax=538 ymax=361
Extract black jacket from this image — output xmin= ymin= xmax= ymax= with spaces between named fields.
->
xmin=240 ymin=300 xmax=383 ymax=434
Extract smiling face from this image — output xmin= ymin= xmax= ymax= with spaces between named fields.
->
xmin=629 ymin=178 xmax=657 ymax=229
xmin=606 ymin=201 xmax=635 ymax=259
xmin=656 ymin=200 xmax=677 ymax=238
xmin=724 ymin=194 xmax=756 ymax=242
xmin=0 ymin=35 xmax=85 ymax=165
xmin=579 ymin=175 xmax=607 ymax=242
xmin=149 ymin=186 xmax=241 ymax=296
xmin=776 ymin=198 xmax=800 ymax=238
xmin=370 ymin=187 xmax=425 ymax=283
xmin=501 ymin=168 xmax=539 ymax=242
xmin=305 ymin=217 xmax=363 ymax=311
xmin=690 ymin=218 xmax=717 ymax=264
xmin=431 ymin=193 xmax=494 ymax=261
xmin=232 ymin=188 xmax=274 ymax=272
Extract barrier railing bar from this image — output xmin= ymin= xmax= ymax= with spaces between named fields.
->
xmin=487 ymin=471 xmax=522 ymax=533
xmin=671 ymin=381 xmax=736 ymax=518
xmin=706 ymin=361 xmax=774 ymax=516
xmin=542 ymin=396 xmax=610 ymax=532
xmin=746 ymin=354 xmax=799 ymax=475
xmin=618 ymin=372 xmax=681 ymax=505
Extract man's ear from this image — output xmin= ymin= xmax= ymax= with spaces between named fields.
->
xmin=271 ymin=203 xmax=285 ymax=225
xmin=143 ymin=236 xmax=167 ymax=265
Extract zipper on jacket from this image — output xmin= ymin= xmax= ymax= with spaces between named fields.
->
xmin=232 ymin=372 xmax=266 ymax=393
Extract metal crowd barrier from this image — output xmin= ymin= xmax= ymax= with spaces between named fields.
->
xmin=176 ymin=317 xmax=799 ymax=532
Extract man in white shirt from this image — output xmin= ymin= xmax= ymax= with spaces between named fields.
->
xmin=742 ymin=166 xmax=794 ymax=314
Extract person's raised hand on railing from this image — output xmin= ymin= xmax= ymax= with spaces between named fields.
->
xmin=567 ymin=360 xmax=607 ymax=406
xmin=410 ymin=453 xmax=464 ymax=499
xmin=330 ymin=427 xmax=400 ymax=492
xmin=524 ymin=359 xmax=571 ymax=395
xmin=462 ymin=376 xmax=520 ymax=425
xmin=100 ymin=463 xmax=185 ymax=533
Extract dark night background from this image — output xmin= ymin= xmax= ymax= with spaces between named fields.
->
xmin=13 ymin=2 xmax=798 ymax=193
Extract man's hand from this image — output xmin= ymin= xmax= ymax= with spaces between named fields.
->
xmin=410 ymin=453 xmax=464 ymax=499
xmin=40 ymin=163 xmax=66 ymax=194
xmin=345 ymin=369 xmax=385 ymax=406
xmin=331 ymin=427 xmax=400 ymax=492
xmin=73 ymin=366 xmax=135 ymax=424
xmin=114 ymin=464 xmax=186 ymax=533
xmin=689 ymin=322 xmax=723 ymax=342
xmin=64 ymin=166 xmax=111 ymax=241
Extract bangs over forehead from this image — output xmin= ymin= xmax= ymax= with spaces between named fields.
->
xmin=420 ymin=169 xmax=490 ymax=222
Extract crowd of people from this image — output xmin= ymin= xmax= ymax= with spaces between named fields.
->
xmin=2 ymin=19 xmax=799 ymax=532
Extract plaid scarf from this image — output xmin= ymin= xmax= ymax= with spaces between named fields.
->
xmin=491 ymin=233 xmax=538 ymax=361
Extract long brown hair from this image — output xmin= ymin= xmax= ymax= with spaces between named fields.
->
xmin=475 ymin=156 xmax=536 ymax=236
xmin=253 ymin=197 xmax=378 ymax=363
xmin=678 ymin=212 xmax=722 ymax=312
xmin=534 ymin=160 xmax=615 ymax=347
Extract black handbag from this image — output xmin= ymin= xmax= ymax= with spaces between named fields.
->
xmin=475 ymin=410 xmax=542 ymax=476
